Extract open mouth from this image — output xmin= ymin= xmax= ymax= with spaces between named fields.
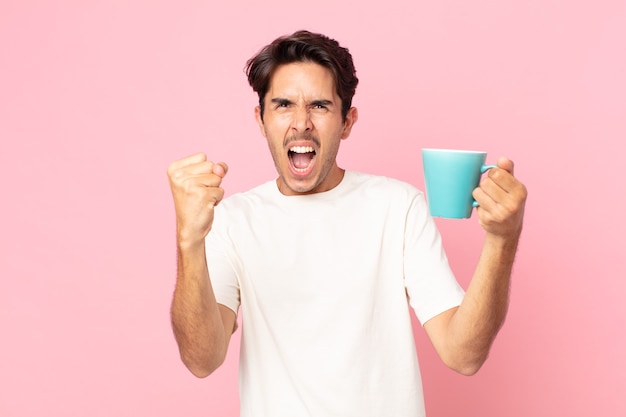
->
xmin=288 ymin=146 xmax=316 ymax=173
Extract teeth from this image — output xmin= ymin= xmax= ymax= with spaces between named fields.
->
xmin=289 ymin=146 xmax=314 ymax=153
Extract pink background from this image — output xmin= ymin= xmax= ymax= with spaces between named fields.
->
xmin=1 ymin=1 xmax=625 ymax=416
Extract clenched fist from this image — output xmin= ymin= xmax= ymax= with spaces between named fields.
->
xmin=167 ymin=153 xmax=228 ymax=245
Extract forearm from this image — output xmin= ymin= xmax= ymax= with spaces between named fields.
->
xmin=446 ymin=234 xmax=519 ymax=373
xmin=171 ymin=237 xmax=228 ymax=377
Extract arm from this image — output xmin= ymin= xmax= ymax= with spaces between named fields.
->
xmin=424 ymin=157 xmax=527 ymax=375
xmin=167 ymin=153 xmax=236 ymax=378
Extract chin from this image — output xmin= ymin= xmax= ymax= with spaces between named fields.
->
xmin=279 ymin=175 xmax=319 ymax=196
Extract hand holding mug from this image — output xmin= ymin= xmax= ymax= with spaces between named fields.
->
xmin=472 ymin=157 xmax=527 ymax=240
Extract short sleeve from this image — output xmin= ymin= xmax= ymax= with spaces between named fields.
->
xmin=403 ymin=192 xmax=465 ymax=325
xmin=205 ymin=206 xmax=241 ymax=316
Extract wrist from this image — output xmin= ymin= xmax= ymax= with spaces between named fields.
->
xmin=176 ymin=229 xmax=207 ymax=252
xmin=483 ymin=231 xmax=520 ymax=256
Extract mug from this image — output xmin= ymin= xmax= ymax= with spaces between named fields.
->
xmin=421 ymin=148 xmax=497 ymax=219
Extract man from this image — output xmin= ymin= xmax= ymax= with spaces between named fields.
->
xmin=167 ymin=30 xmax=527 ymax=416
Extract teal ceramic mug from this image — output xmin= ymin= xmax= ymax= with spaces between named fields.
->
xmin=422 ymin=149 xmax=497 ymax=219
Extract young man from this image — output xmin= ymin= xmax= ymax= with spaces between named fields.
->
xmin=167 ymin=30 xmax=527 ymax=416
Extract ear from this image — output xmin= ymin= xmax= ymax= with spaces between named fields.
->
xmin=254 ymin=106 xmax=267 ymax=137
xmin=340 ymin=107 xmax=358 ymax=140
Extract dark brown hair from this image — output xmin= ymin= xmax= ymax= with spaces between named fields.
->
xmin=245 ymin=30 xmax=359 ymax=121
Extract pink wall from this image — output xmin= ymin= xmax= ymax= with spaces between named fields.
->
xmin=1 ymin=1 xmax=625 ymax=416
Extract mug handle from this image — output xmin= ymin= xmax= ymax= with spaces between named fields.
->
xmin=472 ymin=164 xmax=498 ymax=208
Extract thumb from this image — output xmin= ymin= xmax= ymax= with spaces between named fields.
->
xmin=212 ymin=162 xmax=229 ymax=178
xmin=497 ymin=157 xmax=514 ymax=175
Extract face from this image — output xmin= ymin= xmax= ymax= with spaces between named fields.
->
xmin=255 ymin=62 xmax=358 ymax=196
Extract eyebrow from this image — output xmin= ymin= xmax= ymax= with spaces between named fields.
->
xmin=270 ymin=98 xmax=335 ymax=107
xmin=310 ymin=99 xmax=333 ymax=107
xmin=271 ymin=98 xmax=293 ymax=106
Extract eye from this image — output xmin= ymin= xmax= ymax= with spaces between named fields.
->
xmin=271 ymin=99 xmax=293 ymax=109
xmin=310 ymin=100 xmax=332 ymax=112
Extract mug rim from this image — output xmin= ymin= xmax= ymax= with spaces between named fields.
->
xmin=422 ymin=148 xmax=487 ymax=154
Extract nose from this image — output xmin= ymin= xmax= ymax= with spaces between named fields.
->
xmin=291 ymin=105 xmax=312 ymax=133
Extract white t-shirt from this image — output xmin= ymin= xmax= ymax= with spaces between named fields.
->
xmin=206 ymin=171 xmax=465 ymax=417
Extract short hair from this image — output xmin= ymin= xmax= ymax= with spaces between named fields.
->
xmin=245 ymin=30 xmax=359 ymax=121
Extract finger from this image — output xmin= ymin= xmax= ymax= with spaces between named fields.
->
xmin=189 ymin=168 xmax=225 ymax=188
xmin=176 ymin=152 xmax=207 ymax=167
xmin=179 ymin=160 xmax=214 ymax=176
xmin=169 ymin=161 xmax=226 ymax=190
xmin=169 ymin=160 xmax=212 ymax=184
xmin=167 ymin=153 xmax=207 ymax=178
xmin=472 ymin=186 xmax=490 ymax=209
xmin=476 ymin=175 xmax=509 ymax=206
xmin=212 ymin=186 xmax=226 ymax=207
xmin=486 ymin=166 xmax=520 ymax=195
xmin=183 ymin=161 xmax=228 ymax=179
xmin=496 ymin=157 xmax=514 ymax=175
xmin=208 ymin=186 xmax=226 ymax=207
xmin=473 ymin=184 xmax=509 ymax=227
xmin=476 ymin=173 xmax=527 ymax=214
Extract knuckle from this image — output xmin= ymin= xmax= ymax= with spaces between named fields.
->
xmin=489 ymin=208 xmax=506 ymax=224
xmin=519 ymin=184 xmax=528 ymax=200
xmin=501 ymin=199 xmax=519 ymax=215
xmin=213 ymin=189 xmax=225 ymax=206
xmin=170 ymin=169 xmax=187 ymax=184
xmin=486 ymin=204 xmax=509 ymax=223
xmin=166 ymin=163 xmax=178 ymax=178
xmin=488 ymin=168 xmax=502 ymax=180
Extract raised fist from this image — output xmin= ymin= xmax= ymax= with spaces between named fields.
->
xmin=167 ymin=153 xmax=228 ymax=244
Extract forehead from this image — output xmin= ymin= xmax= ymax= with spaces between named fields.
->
xmin=267 ymin=62 xmax=338 ymax=98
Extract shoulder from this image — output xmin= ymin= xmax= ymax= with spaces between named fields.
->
xmin=337 ymin=171 xmax=429 ymax=221
xmin=213 ymin=180 xmax=276 ymax=221
xmin=344 ymin=171 xmax=424 ymax=201
xmin=221 ymin=180 xmax=275 ymax=205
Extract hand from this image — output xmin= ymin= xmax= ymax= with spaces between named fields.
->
xmin=472 ymin=157 xmax=527 ymax=241
xmin=167 ymin=153 xmax=228 ymax=243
